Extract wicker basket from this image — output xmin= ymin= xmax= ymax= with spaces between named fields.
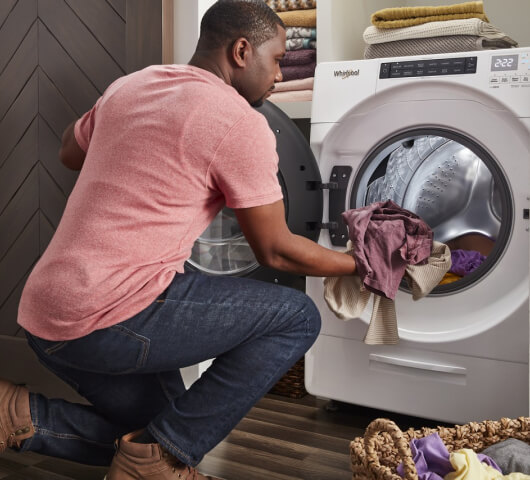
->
xmin=351 ymin=417 xmax=530 ymax=480
xmin=269 ymin=357 xmax=307 ymax=399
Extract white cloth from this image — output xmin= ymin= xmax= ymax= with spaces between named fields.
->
xmin=363 ymin=18 xmax=517 ymax=46
xmin=323 ymin=241 xmax=451 ymax=345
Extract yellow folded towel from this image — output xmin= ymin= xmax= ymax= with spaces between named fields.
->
xmin=371 ymin=1 xmax=489 ymax=29
xmin=277 ymin=8 xmax=316 ymax=28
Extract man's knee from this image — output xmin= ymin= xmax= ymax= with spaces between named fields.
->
xmin=287 ymin=288 xmax=321 ymax=340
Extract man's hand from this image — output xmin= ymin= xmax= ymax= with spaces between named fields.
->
xmin=234 ymin=200 xmax=356 ymax=277
xmin=59 ymin=121 xmax=86 ymax=171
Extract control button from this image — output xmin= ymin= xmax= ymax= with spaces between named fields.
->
xmin=402 ymin=70 xmax=414 ymax=76
xmin=380 ymin=63 xmax=391 ymax=78
xmin=440 ymin=60 xmax=451 ymax=67
xmin=440 ymin=68 xmax=450 ymax=74
xmin=489 ymin=77 xmax=499 ymax=83
xmin=415 ymin=69 xmax=425 ymax=76
xmin=452 ymin=59 xmax=466 ymax=67
xmin=403 ymin=63 xmax=415 ymax=69
xmin=427 ymin=61 xmax=439 ymax=68
xmin=501 ymin=77 xmax=509 ymax=83
xmin=522 ymin=76 xmax=529 ymax=82
xmin=416 ymin=62 xmax=425 ymax=68
xmin=511 ymin=76 xmax=520 ymax=82
xmin=452 ymin=67 xmax=464 ymax=74
xmin=426 ymin=68 xmax=440 ymax=75
xmin=390 ymin=70 xmax=402 ymax=78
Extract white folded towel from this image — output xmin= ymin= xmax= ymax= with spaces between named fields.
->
xmin=363 ymin=18 xmax=517 ymax=46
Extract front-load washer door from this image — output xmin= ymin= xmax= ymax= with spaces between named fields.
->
xmin=186 ymin=101 xmax=322 ymax=289
xmin=316 ymin=80 xmax=529 ymax=351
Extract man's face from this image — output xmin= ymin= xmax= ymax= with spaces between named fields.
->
xmin=238 ymin=25 xmax=286 ymax=107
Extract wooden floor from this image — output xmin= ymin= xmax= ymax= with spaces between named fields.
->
xmin=0 ymin=393 xmax=450 ymax=480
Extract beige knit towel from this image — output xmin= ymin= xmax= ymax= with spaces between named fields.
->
xmin=277 ymin=8 xmax=316 ymax=27
xmin=273 ymin=76 xmax=314 ymax=92
xmin=363 ymin=18 xmax=515 ymax=45
xmin=269 ymin=89 xmax=313 ymax=103
xmin=323 ymin=241 xmax=451 ymax=345
xmin=364 ymin=35 xmax=517 ymax=60
xmin=265 ymin=0 xmax=316 ymax=12
xmin=371 ymin=2 xmax=489 ymax=29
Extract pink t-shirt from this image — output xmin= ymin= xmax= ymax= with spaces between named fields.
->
xmin=18 ymin=65 xmax=283 ymax=340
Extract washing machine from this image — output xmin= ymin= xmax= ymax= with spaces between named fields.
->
xmin=305 ymin=47 xmax=530 ymax=423
xmin=184 ymin=101 xmax=322 ymax=292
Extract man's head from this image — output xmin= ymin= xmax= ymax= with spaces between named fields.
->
xmin=194 ymin=0 xmax=286 ymax=107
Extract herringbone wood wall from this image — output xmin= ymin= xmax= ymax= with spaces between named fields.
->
xmin=0 ymin=0 xmax=164 ymax=340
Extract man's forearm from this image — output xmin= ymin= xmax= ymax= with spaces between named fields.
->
xmin=264 ymin=232 xmax=356 ymax=277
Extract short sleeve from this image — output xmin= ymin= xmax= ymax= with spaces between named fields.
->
xmin=74 ymin=97 xmax=102 ymax=152
xmin=208 ymin=111 xmax=283 ymax=209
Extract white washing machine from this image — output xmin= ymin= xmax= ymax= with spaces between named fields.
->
xmin=305 ymin=47 xmax=530 ymax=423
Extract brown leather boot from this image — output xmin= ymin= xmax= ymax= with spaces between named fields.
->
xmin=106 ymin=430 xmax=223 ymax=480
xmin=0 ymin=379 xmax=35 ymax=451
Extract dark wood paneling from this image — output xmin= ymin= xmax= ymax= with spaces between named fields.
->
xmin=38 ymin=68 xmax=77 ymax=139
xmin=66 ymin=0 xmax=126 ymax=71
xmin=39 ymin=164 xmax=67 ymax=230
xmin=0 ymin=274 xmax=29 ymax=336
xmin=0 ymin=70 xmax=38 ymax=168
xmin=39 ymin=118 xmax=78 ymax=196
xmin=39 ymin=211 xmax=55 ymax=256
xmin=108 ymin=0 xmax=125 ymax=21
xmin=126 ymin=0 xmax=162 ymax=73
xmin=0 ymin=21 xmax=37 ymax=121
xmin=0 ymin=213 xmax=39 ymax=307
xmin=0 ymin=0 xmax=37 ymax=74
xmin=0 ymin=0 xmax=18 ymax=28
xmin=38 ymin=21 xmax=101 ymax=117
xmin=38 ymin=0 xmax=124 ymax=93
xmin=0 ymin=167 xmax=39 ymax=260
xmin=0 ymin=119 xmax=38 ymax=214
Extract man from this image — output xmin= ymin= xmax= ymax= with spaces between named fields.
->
xmin=0 ymin=1 xmax=356 ymax=478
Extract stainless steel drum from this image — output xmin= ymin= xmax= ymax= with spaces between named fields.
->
xmin=366 ymin=136 xmax=502 ymax=245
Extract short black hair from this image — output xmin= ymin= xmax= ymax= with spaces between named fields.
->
xmin=198 ymin=0 xmax=285 ymax=50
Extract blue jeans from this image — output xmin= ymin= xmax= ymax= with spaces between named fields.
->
xmin=23 ymin=272 xmax=321 ymax=466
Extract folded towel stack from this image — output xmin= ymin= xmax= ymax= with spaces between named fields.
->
xmin=364 ymin=1 xmax=518 ymax=59
xmin=265 ymin=0 xmax=317 ymax=103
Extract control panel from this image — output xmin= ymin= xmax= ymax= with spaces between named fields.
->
xmin=379 ymin=56 xmax=477 ymax=79
xmin=489 ymin=51 xmax=530 ymax=86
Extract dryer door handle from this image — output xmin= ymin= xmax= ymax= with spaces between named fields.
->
xmin=369 ymin=353 xmax=467 ymax=375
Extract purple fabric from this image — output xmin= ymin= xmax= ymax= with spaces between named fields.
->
xmin=280 ymin=62 xmax=316 ymax=81
xmin=396 ymin=433 xmax=502 ymax=479
xmin=342 ymin=200 xmax=432 ymax=300
xmin=449 ymin=249 xmax=486 ymax=276
xmin=280 ymin=48 xmax=316 ymax=66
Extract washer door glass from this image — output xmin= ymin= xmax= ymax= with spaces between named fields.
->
xmin=187 ymin=207 xmax=258 ymax=276
xmin=352 ymin=129 xmax=512 ymax=293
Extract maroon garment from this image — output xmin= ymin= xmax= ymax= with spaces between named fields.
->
xmin=280 ymin=49 xmax=316 ymax=67
xmin=280 ymin=62 xmax=316 ymax=81
xmin=342 ymin=200 xmax=433 ymax=300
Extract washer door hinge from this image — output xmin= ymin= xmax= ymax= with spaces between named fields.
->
xmin=306 ymin=166 xmax=353 ymax=246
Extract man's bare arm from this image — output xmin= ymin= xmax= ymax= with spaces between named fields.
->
xmin=235 ymin=200 xmax=356 ymax=277
xmin=59 ymin=121 xmax=86 ymax=171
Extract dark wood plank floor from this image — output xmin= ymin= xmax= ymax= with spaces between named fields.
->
xmin=0 ymin=394 xmax=449 ymax=480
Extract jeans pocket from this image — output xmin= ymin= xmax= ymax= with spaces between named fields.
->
xmin=27 ymin=325 xmax=150 ymax=375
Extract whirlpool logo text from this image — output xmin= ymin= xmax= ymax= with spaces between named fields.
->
xmin=334 ymin=69 xmax=360 ymax=79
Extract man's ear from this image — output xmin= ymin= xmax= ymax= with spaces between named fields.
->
xmin=232 ymin=37 xmax=252 ymax=68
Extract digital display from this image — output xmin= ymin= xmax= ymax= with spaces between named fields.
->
xmin=491 ymin=54 xmax=519 ymax=71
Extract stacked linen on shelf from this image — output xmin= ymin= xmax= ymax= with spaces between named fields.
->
xmin=363 ymin=1 xmax=518 ymax=59
xmin=265 ymin=0 xmax=316 ymax=103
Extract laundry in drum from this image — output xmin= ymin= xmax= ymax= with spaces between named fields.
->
xmin=362 ymin=134 xmax=499 ymax=286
